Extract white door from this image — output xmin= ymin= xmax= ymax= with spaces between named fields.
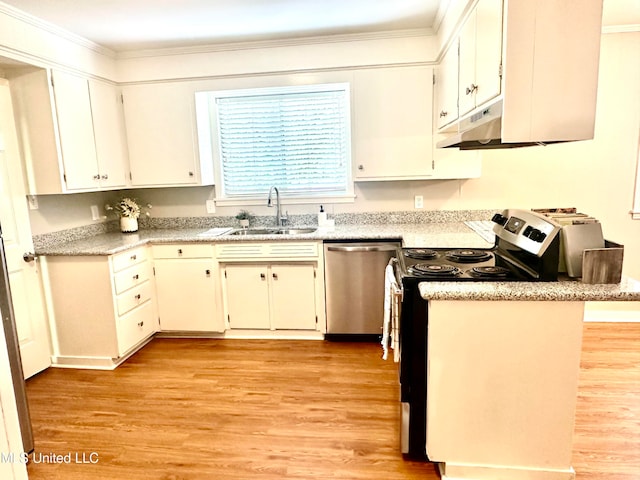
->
xmin=224 ymin=264 xmax=270 ymax=329
xmin=0 ymin=323 xmax=29 ymax=480
xmin=270 ymin=264 xmax=317 ymax=330
xmin=89 ymin=79 xmax=129 ymax=189
xmin=50 ymin=70 xmax=99 ymax=191
xmin=0 ymin=79 xmax=51 ymax=378
xmin=155 ymin=258 xmax=219 ymax=331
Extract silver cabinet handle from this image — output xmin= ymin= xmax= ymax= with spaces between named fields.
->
xmin=272 ymin=273 xmax=278 ymax=280
xmin=101 ymin=174 xmax=108 ymax=180
xmin=93 ymin=174 xmax=100 ymax=180
xmin=326 ymin=245 xmax=399 ymax=253
xmin=465 ymin=84 xmax=478 ymax=95
xmin=358 ymin=165 xmax=364 ymax=170
xmin=23 ymin=252 xmax=36 ymax=263
xmin=260 ymin=273 xmax=266 ymax=280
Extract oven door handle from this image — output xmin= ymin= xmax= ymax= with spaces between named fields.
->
xmin=327 ymin=245 xmax=399 ymax=253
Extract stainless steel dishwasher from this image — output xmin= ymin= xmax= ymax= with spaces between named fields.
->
xmin=324 ymin=240 xmax=401 ymax=338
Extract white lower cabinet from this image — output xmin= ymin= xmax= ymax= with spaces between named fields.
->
xmin=224 ymin=263 xmax=317 ymax=330
xmin=42 ymin=246 xmax=157 ymax=369
xmin=152 ymin=244 xmax=222 ymax=332
xmin=218 ymin=242 xmax=324 ymax=332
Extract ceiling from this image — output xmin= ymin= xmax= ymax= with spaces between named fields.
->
xmin=1 ymin=0 xmax=637 ymax=54
xmin=0 ymin=0 xmax=440 ymax=52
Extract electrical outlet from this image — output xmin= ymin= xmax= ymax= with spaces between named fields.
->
xmin=90 ymin=205 xmax=100 ymax=221
xmin=206 ymin=199 xmax=216 ymax=214
xmin=27 ymin=195 xmax=38 ymax=210
xmin=414 ymin=195 xmax=424 ymax=209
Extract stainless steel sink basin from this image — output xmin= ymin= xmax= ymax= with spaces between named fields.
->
xmin=228 ymin=228 xmax=274 ymax=236
xmin=273 ymin=228 xmax=316 ymax=235
xmin=228 ymin=227 xmax=316 ymax=236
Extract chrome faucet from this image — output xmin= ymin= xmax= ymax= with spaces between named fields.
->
xmin=267 ymin=186 xmax=288 ymax=226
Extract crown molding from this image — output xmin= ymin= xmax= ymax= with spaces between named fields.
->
xmin=116 ymin=28 xmax=433 ymax=60
xmin=0 ymin=2 xmax=115 ymax=58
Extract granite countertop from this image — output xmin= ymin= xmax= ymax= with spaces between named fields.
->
xmin=418 ymin=276 xmax=640 ymax=302
xmin=34 ymin=222 xmax=494 ymax=256
xmin=34 ymin=219 xmax=640 ymax=302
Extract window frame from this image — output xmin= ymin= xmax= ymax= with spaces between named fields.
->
xmin=196 ymin=83 xmax=355 ymax=207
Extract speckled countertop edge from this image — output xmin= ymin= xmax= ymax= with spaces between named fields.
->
xmin=418 ymin=276 xmax=640 ymax=302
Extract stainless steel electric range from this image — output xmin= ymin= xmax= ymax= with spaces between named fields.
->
xmin=393 ymin=209 xmax=562 ymax=460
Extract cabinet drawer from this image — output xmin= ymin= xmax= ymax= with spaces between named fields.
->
xmin=113 ymin=261 xmax=151 ymax=294
xmin=112 ymin=246 xmax=147 ymax=272
xmin=152 ymin=243 xmax=214 ymax=259
xmin=216 ymin=242 xmax=319 ymax=259
xmin=116 ymin=281 xmax=153 ymax=316
xmin=117 ymin=300 xmax=155 ymax=356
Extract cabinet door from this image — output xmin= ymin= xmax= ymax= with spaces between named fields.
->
xmin=224 ymin=264 xmax=270 ymax=329
xmin=435 ymin=41 xmax=460 ymax=130
xmin=51 ymin=70 xmax=99 ymax=190
xmin=270 ymin=264 xmax=316 ymax=330
xmin=458 ymin=0 xmax=503 ymax=116
xmin=89 ymin=80 xmax=129 ymax=189
xmin=155 ymin=259 xmax=221 ymax=331
xmin=353 ymin=66 xmax=433 ymax=180
xmin=458 ymin=10 xmax=478 ymax=117
xmin=122 ymin=83 xmax=200 ymax=187
xmin=474 ymin=0 xmax=503 ymax=108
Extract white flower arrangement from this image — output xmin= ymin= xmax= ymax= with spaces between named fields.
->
xmin=105 ymin=198 xmax=152 ymax=219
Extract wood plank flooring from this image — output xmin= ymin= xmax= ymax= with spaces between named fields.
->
xmin=24 ymin=323 xmax=639 ymax=480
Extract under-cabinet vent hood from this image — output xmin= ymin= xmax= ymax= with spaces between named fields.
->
xmin=436 ymin=99 xmax=564 ymax=150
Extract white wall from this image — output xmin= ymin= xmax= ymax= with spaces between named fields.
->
xmin=4 ymin=1 xmax=640 ymax=284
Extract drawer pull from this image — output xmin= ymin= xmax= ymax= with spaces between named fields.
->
xmin=135 ymin=294 xmax=141 ymax=300
xmin=133 ymin=274 xmax=139 ymax=280
xmin=272 ymin=273 xmax=278 ymax=280
xmin=260 ymin=273 xmax=266 ymax=280
xmin=205 ymin=269 xmax=211 ymax=276
xmin=178 ymin=249 xmax=183 ymax=255
xmin=137 ymin=321 xmax=144 ymax=327
xmin=131 ymin=254 xmax=137 ymax=261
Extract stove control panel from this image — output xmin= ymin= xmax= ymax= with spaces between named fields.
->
xmin=492 ymin=209 xmax=561 ymax=256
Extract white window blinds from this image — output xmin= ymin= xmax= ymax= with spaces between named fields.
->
xmin=212 ymin=84 xmax=351 ymax=199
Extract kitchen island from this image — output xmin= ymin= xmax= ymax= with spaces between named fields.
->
xmin=419 ymin=279 xmax=640 ymax=480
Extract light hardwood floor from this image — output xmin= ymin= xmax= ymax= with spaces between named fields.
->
xmin=24 ymin=323 xmax=639 ymax=480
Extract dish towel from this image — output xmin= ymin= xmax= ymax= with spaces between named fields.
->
xmin=382 ymin=263 xmax=401 ymax=361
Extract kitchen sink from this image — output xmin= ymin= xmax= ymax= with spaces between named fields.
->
xmin=229 ymin=228 xmax=274 ymax=236
xmin=273 ymin=228 xmax=316 ymax=235
xmin=228 ymin=227 xmax=316 ymax=236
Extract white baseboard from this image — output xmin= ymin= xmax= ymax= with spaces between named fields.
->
xmin=584 ymin=302 xmax=640 ymax=322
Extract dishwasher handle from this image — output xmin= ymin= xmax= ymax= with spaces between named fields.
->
xmin=326 ymin=244 xmax=399 ymax=253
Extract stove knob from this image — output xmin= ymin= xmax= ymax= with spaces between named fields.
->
xmin=528 ymin=228 xmax=547 ymax=242
xmin=491 ymin=213 xmax=508 ymax=226
xmin=523 ymin=226 xmax=534 ymax=237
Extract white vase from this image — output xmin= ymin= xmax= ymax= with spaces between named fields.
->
xmin=120 ymin=216 xmax=139 ymax=233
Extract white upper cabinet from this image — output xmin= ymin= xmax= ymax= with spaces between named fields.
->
xmin=121 ymin=82 xmax=214 ymax=187
xmin=438 ymin=0 xmax=603 ymax=144
xmin=353 ymin=66 xmax=434 ymax=181
xmin=88 ymin=79 xmax=130 ymax=189
xmin=8 ymin=68 xmax=129 ymax=194
xmin=457 ymin=0 xmax=503 ymax=117
xmin=435 ymin=41 xmax=460 ymax=130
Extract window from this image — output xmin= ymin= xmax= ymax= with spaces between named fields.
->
xmin=196 ymin=83 xmax=353 ymax=204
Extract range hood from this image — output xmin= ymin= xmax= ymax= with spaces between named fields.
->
xmin=436 ymin=99 xmax=562 ymax=150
